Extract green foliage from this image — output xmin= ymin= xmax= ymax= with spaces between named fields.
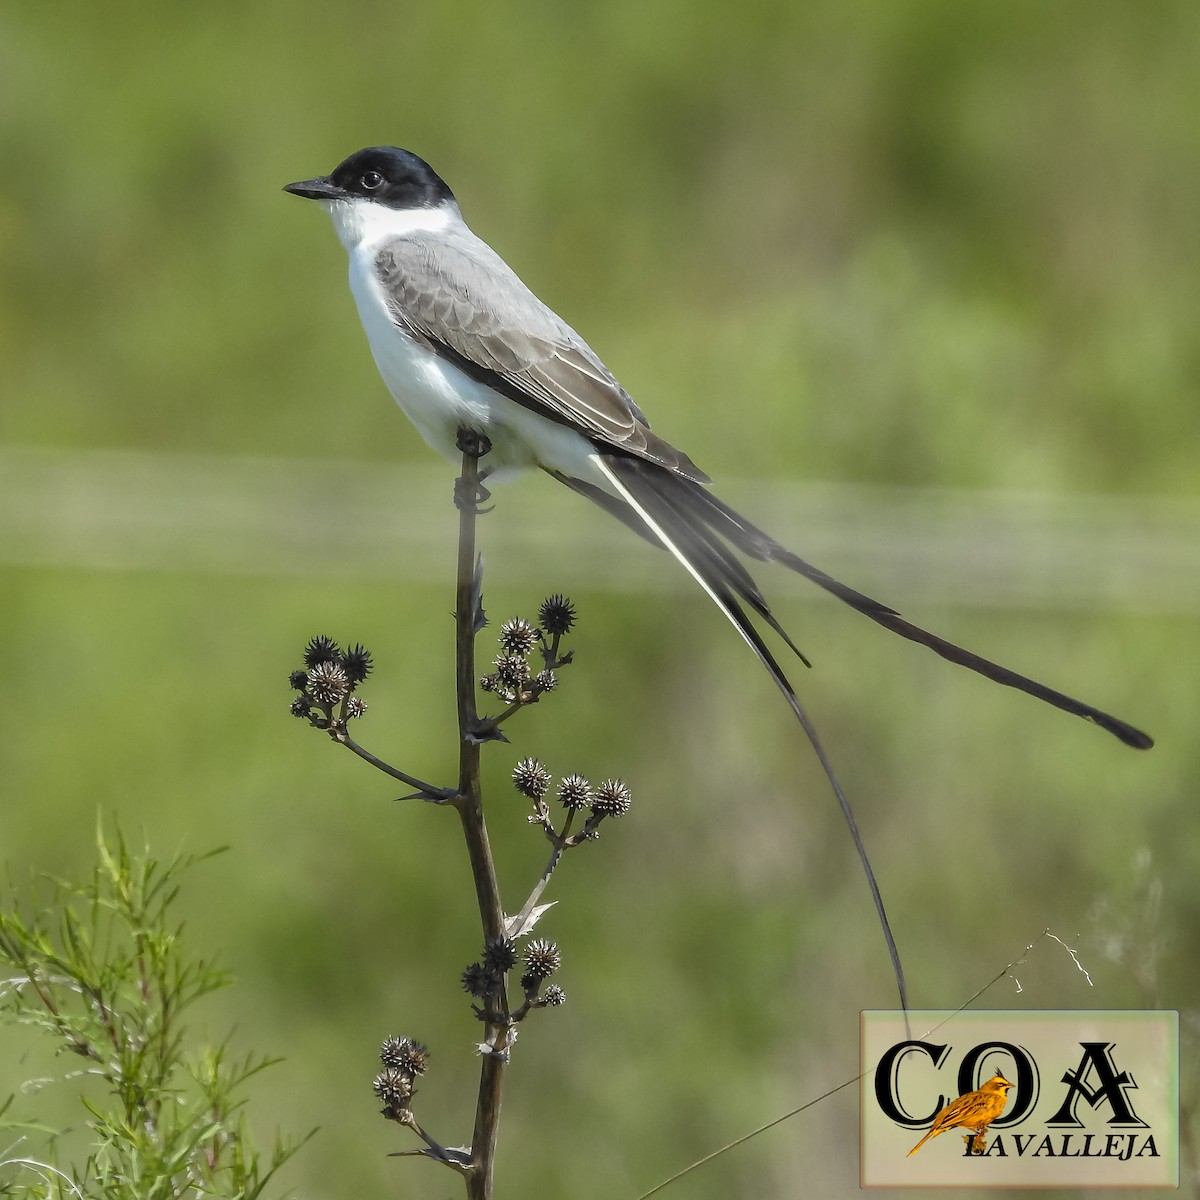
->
xmin=0 ymin=829 xmax=305 ymax=1199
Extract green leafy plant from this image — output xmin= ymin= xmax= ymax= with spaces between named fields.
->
xmin=0 ymin=829 xmax=305 ymax=1199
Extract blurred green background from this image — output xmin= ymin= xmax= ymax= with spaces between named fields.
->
xmin=1 ymin=1 xmax=1197 ymax=1197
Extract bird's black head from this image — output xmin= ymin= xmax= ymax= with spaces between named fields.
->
xmin=284 ymin=147 xmax=455 ymax=210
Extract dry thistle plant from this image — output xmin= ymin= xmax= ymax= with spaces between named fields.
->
xmin=286 ymin=432 xmax=631 ymax=1199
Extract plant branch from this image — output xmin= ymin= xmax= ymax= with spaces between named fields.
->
xmin=395 ymin=1110 xmax=471 ymax=1173
xmin=451 ymin=431 xmax=508 ymax=1200
xmin=329 ymin=727 xmax=454 ymax=802
xmin=510 ymin=842 xmax=566 ymax=939
xmin=509 ymin=808 xmax=582 ymax=934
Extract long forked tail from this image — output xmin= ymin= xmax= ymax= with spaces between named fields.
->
xmin=610 ymin=459 xmax=1154 ymax=751
xmin=594 ymin=454 xmax=909 ymax=1009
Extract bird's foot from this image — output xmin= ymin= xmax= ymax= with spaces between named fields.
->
xmin=454 ymin=474 xmax=494 ymax=513
xmin=455 ymin=428 xmax=492 ymax=460
xmin=454 ymin=428 xmax=494 ymax=512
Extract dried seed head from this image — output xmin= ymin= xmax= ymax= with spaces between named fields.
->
xmin=557 ymin=774 xmax=592 ymax=811
xmin=493 ymin=654 xmax=530 ymax=689
xmin=512 ymin=758 xmax=552 ymax=800
xmin=534 ymin=668 xmax=557 ymax=692
xmin=379 ymin=1035 xmax=408 ymax=1070
xmin=303 ymin=635 xmax=341 ymax=668
xmin=307 ymin=660 xmax=350 ymax=704
xmin=398 ymin=1040 xmax=430 ymax=1075
xmin=461 ymin=962 xmax=494 ymax=998
xmin=592 ymin=779 xmax=632 ymax=818
xmin=290 ymin=696 xmax=313 ymax=719
xmin=538 ymin=595 xmax=576 ymax=635
xmin=483 ymin=936 xmax=518 ymax=973
xmin=380 ymin=1035 xmax=429 ymax=1076
xmin=344 ymin=695 xmax=367 ymax=720
xmin=499 ymin=617 xmax=538 ymax=656
xmin=288 ymin=669 xmax=309 ymax=691
xmin=523 ymin=939 xmax=561 ymax=981
xmin=542 ymin=984 xmax=567 ymax=1006
xmin=342 ymin=643 xmax=373 ymax=684
xmin=373 ymin=1068 xmax=412 ymax=1111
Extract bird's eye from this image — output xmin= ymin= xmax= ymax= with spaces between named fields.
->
xmin=360 ymin=170 xmax=384 ymax=190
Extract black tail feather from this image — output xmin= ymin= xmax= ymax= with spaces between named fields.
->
xmin=658 ymin=467 xmax=1153 ymax=751
xmin=633 ymin=467 xmax=813 ymax=667
xmin=598 ymin=455 xmax=907 ymax=1008
xmin=588 ymin=452 xmax=1152 ymax=1009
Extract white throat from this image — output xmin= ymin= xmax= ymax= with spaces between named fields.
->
xmin=324 ymin=196 xmax=455 ymax=253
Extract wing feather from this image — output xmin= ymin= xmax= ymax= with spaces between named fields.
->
xmin=375 ymin=233 xmax=710 ymax=483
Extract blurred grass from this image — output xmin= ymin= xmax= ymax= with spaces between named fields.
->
xmin=1 ymin=1 xmax=1197 ymax=1197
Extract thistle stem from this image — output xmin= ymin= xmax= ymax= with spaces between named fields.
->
xmin=452 ymin=433 xmax=507 ymax=1200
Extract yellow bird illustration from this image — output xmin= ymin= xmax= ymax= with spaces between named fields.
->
xmin=907 ymin=1072 xmax=1015 ymax=1157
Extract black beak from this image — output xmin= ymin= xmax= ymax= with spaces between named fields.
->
xmin=283 ymin=177 xmax=343 ymax=201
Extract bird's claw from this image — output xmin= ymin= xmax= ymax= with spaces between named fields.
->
xmin=455 ymin=428 xmax=492 ymax=460
xmin=454 ymin=428 xmax=494 ymax=512
xmin=454 ymin=476 xmax=494 ymax=513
